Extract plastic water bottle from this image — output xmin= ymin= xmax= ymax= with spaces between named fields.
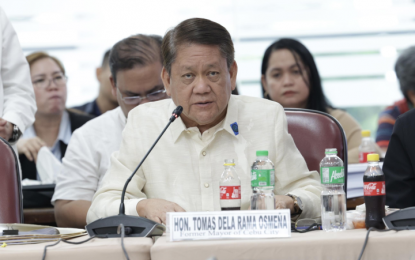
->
xmin=220 ymin=159 xmax=241 ymax=211
xmin=359 ymin=130 xmax=376 ymax=163
xmin=320 ymin=148 xmax=346 ymax=231
xmin=250 ymin=151 xmax=275 ymax=210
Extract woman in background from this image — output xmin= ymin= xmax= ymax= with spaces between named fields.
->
xmin=261 ymin=38 xmax=362 ymax=163
xmin=17 ymin=52 xmax=93 ymax=206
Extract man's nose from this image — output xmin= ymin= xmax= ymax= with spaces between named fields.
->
xmin=139 ymin=98 xmax=150 ymax=105
xmin=193 ymin=76 xmax=211 ymax=94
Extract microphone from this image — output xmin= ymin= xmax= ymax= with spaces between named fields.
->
xmin=86 ymin=106 xmax=183 ymax=238
xmin=169 ymin=106 xmax=183 ymax=123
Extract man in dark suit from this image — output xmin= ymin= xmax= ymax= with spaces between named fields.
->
xmin=384 ymin=108 xmax=415 ymax=208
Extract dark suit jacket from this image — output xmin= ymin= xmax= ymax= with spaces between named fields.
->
xmin=384 ymin=108 xmax=415 ymax=208
xmin=20 ymin=110 xmax=93 ymax=208
xmin=71 ymin=99 xmax=101 ymax=117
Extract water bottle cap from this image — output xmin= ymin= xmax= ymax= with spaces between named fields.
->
xmin=325 ymin=148 xmax=337 ymax=154
xmin=223 ymin=159 xmax=235 ymax=166
xmin=256 ymin=150 xmax=268 ymax=157
xmin=361 ymin=130 xmax=371 ymax=137
xmin=367 ymin=153 xmax=379 ymax=162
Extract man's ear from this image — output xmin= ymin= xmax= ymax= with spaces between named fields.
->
xmin=229 ymin=61 xmax=238 ymax=91
xmin=110 ymin=76 xmax=117 ymax=98
xmin=96 ymin=67 xmax=102 ymax=82
xmin=161 ymin=67 xmax=171 ymax=97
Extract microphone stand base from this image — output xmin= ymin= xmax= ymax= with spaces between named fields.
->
xmin=86 ymin=215 xmax=165 ymax=237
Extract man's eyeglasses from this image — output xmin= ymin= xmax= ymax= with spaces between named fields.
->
xmin=118 ymin=89 xmax=167 ymax=105
xmin=291 ymin=218 xmax=322 ymax=233
xmin=32 ymin=73 xmax=68 ymax=89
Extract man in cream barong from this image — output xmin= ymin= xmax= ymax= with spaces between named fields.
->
xmin=87 ymin=18 xmax=322 ymax=225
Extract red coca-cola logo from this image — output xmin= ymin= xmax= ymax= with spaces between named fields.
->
xmin=220 ymin=186 xmax=241 ymax=200
xmin=359 ymin=152 xmax=374 ymax=163
xmin=364 ymin=181 xmax=385 ymax=196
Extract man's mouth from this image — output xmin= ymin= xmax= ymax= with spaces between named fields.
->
xmin=195 ymin=101 xmax=213 ymax=107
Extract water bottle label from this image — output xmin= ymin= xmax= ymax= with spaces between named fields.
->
xmin=364 ymin=181 xmax=385 ymax=196
xmin=359 ymin=152 xmax=374 ymax=163
xmin=320 ymin=167 xmax=344 ymax=184
xmin=251 ymin=169 xmax=275 ymax=187
xmin=220 ymin=186 xmax=241 ymax=199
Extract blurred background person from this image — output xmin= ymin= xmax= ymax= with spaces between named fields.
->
xmin=72 ymin=50 xmax=118 ymax=117
xmin=53 ymin=34 xmax=167 ymax=228
xmin=17 ymin=52 xmax=93 ymax=185
xmin=383 ymin=108 xmax=415 ymax=208
xmin=376 ymin=46 xmax=415 ymax=154
xmin=261 ymin=38 xmax=362 ymax=163
xmin=0 ymin=7 xmax=36 ymax=145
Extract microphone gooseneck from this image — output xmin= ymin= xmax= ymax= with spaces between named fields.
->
xmin=119 ymin=106 xmax=183 ymax=215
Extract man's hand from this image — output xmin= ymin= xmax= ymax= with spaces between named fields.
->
xmin=136 ymin=198 xmax=185 ymax=224
xmin=275 ymin=195 xmax=295 ymax=213
xmin=16 ymin=137 xmax=46 ymax=162
xmin=0 ymin=118 xmax=13 ymax=141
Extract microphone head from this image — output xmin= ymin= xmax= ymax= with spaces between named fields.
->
xmin=170 ymin=106 xmax=183 ymax=122
xmin=174 ymin=106 xmax=183 ymax=117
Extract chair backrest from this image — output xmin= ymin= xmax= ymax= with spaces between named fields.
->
xmin=285 ymin=108 xmax=348 ymax=194
xmin=0 ymin=137 xmax=23 ymax=223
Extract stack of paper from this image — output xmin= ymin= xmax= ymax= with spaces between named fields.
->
xmin=0 ymin=224 xmax=86 ymax=245
xmin=347 ymin=163 xmax=383 ymax=198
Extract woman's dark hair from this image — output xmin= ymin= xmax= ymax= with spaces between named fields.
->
xmin=261 ymin=38 xmax=332 ymax=113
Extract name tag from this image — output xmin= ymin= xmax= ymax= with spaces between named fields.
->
xmin=166 ymin=209 xmax=291 ymax=241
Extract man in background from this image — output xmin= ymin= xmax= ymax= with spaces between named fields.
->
xmin=53 ymin=34 xmax=167 ymax=228
xmin=376 ymin=46 xmax=415 ymax=153
xmin=72 ymin=50 xmax=118 ymax=117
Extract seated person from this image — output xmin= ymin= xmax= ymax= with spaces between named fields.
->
xmin=72 ymin=50 xmax=118 ymax=117
xmin=383 ymin=108 xmax=415 ymax=208
xmin=17 ymin=52 xmax=93 ymax=207
xmin=53 ymin=34 xmax=167 ymax=228
xmin=18 ymin=53 xmax=93 ymax=180
xmin=87 ymin=18 xmax=322 ymax=225
xmin=376 ymin=46 xmax=415 ymax=153
xmin=260 ymin=38 xmax=363 ymax=164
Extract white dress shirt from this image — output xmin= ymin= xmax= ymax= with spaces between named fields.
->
xmin=87 ymin=95 xmax=322 ymax=223
xmin=52 ymin=107 xmax=126 ymax=204
xmin=0 ymin=7 xmax=36 ymax=134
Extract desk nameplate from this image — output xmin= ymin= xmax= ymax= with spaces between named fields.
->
xmin=166 ymin=209 xmax=291 ymax=241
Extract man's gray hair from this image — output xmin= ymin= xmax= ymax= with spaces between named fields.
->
xmin=395 ymin=46 xmax=415 ymax=96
